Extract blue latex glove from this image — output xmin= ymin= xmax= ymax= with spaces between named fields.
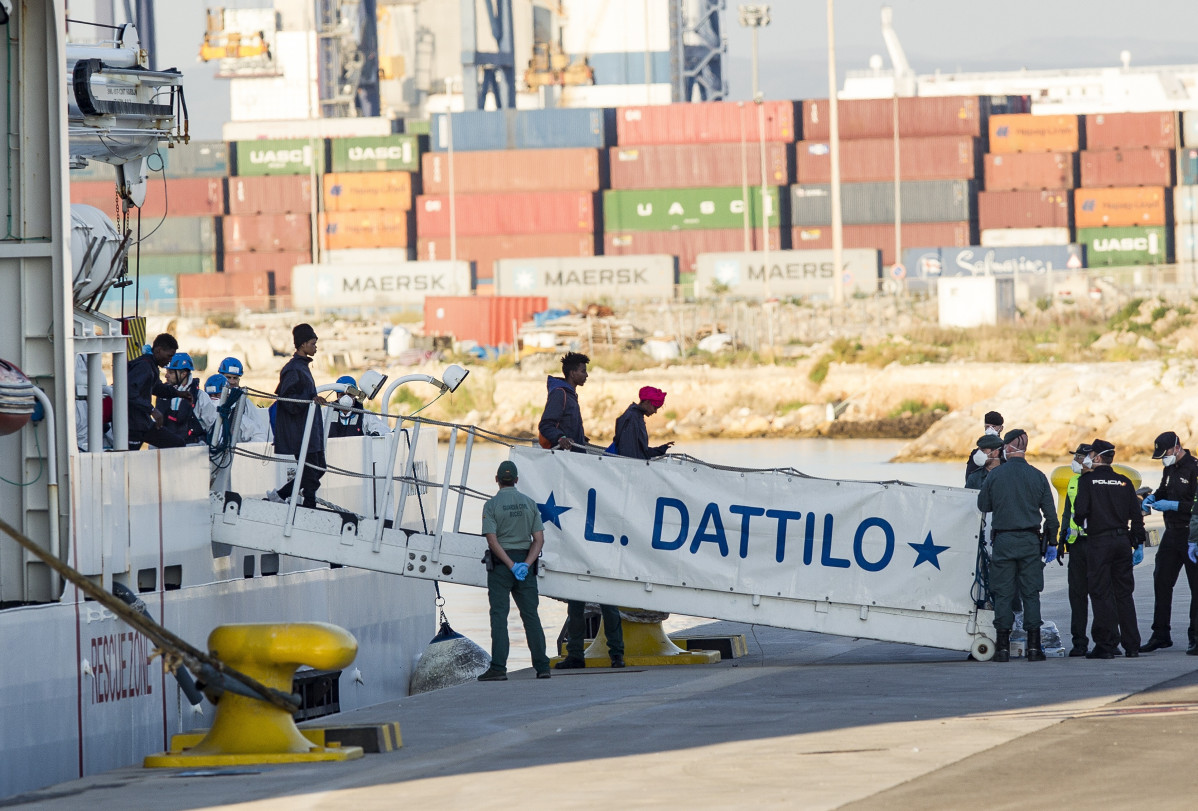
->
xmin=1189 ymin=542 xmax=1198 ymax=564
xmin=1143 ymin=494 xmax=1158 ymax=507
xmin=1133 ymin=544 xmax=1144 ymax=566
xmin=1044 ymin=545 xmax=1058 ymax=564
xmin=511 ymin=562 xmax=529 ymax=581
xmin=1154 ymin=500 xmax=1179 ymax=512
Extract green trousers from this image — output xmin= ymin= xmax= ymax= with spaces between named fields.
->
xmin=487 ymin=564 xmax=549 ymax=674
xmin=990 ymin=532 xmax=1044 ymax=632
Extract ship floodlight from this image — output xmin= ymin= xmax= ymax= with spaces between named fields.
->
xmin=441 ymin=365 xmax=469 ymax=394
xmin=358 ymin=370 xmax=387 ymax=400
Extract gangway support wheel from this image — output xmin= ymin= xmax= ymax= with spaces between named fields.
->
xmin=551 ymin=610 xmax=720 ymax=667
xmin=144 ymin=622 xmax=364 ymax=767
xmin=970 ymin=635 xmax=996 ymax=662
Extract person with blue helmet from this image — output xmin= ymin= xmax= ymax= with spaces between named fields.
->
xmin=156 ymin=352 xmax=219 ymax=446
xmin=218 ymin=357 xmax=245 ymax=387
xmin=326 ymin=374 xmax=386 ymax=439
xmin=215 ymin=356 xmax=272 ymax=442
xmin=204 ymin=374 xmax=226 ymax=400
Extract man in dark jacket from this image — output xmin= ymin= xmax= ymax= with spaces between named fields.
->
xmin=965 ymin=410 xmax=1004 ymax=480
xmin=126 ymin=332 xmax=187 ymax=450
xmin=614 ymin=386 xmax=674 ymax=460
xmin=269 ymin=324 xmax=327 ymax=508
xmin=1141 ymin=431 xmax=1198 ymax=653
xmin=538 ymin=352 xmax=589 ymax=451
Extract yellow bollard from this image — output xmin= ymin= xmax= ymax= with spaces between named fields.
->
xmin=144 ymin=622 xmax=364 ymax=767
xmin=1050 ymin=464 xmax=1141 ymax=524
xmin=550 ymin=609 xmax=720 ymax=668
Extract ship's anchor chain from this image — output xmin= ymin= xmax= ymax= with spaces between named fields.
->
xmin=0 ymin=516 xmax=300 ymax=713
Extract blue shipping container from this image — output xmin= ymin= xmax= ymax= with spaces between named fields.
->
xmin=902 ymin=244 xmax=1085 ymax=280
xmin=99 ymin=272 xmax=178 ymax=317
xmin=431 ymin=108 xmax=614 ymax=151
xmin=1180 ymin=147 xmax=1198 ymax=186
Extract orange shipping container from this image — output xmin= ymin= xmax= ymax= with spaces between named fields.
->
xmin=417 ymin=233 xmax=595 ymax=279
xmin=422 ymin=149 xmax=601 ymax=194
xmin=983 ymin=152 xmax=1077 ymax=191
xmin=322 ymin=172 xmax=413 ymax=212
xmin=320 ymin=210 xmax=411 ymax=250
xmin=1079 ymin=148 xmax=1173 ymax=188
xmin=988 ymin=114 xmax=1080 ymax=154
xmin=1074 ymin=186 xmax=1167 ymax=228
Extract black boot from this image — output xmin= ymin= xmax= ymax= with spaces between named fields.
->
xmin=994 ymin=630 xmax=1011 ymax=662
xmin=1027 ymin=628 xmax=1046 ymax=662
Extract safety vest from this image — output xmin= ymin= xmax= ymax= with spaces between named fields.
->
xmin=328 ymin=410 xmax=364 ymax=438
xmin=1066 ymin=473 xmax=1084 ymax=543
xmin=158 ymin=379 xmax=206 ymax=445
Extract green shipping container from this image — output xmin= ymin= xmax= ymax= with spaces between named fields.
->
xmin=403 ymin=119 xmax=431 ymax=136
xmin=234 ymin=138 xmax=325 ymax=176
xmin=138 ymin=217 xmax=219 ymax=255
xmin=603 ymin=187 xmax=781 ymax=232
xmin=1077 ymin=226 xmax=1169 ymax=267
xmin=328 ymin=135 xmax=420 ymax=173
xmin=132 ymin=253 xmax=218 ymax=275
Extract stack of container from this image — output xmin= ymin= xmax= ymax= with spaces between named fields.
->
xmin=322 ymin=134 xmax=418 ymax=255
xmin=603 ymin=101 xmax=793 ymax=282
xmin=417 ymin=108 xmax=609 ymax=292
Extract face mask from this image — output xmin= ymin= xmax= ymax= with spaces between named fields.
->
xmin=1083 ymin=456 xmax=1094 ymax=469
xmin=1163 ymin=454 xmax=1177 ymax=467
xmin=1071 ymin=460 xmax=1084 ymax=474
xmin=984 ymin=427 xmax=1000 ymax=436
xmin=972 ymin=449 xmax=987 ymax=467
xmin=338 ymin=394 xmax=354 ymax=409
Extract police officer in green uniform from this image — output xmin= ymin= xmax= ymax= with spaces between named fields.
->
xmin=977 ymin=429 xmax=1060 ymax=662
xmin=1058 ymin=442 xmax=1094 ymax=656
xmin=477 ymin=461 xmax=551 ymax=682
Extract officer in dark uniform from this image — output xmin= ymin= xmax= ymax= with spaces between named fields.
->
xmin=965 ymin=434 xmax=1004 ymax=490
xmin=977 ymin=429 xmax=1059 ymax=662
xmin=1141 ymin=431 xmax=1198 ymax=653
xmin=1074 ymin=439 xmax=1144 ymax=659
xmin=965 ymin=410 xmax=1004 ymax=481
xmin=1057 ymin=442 xmax=1094 ymax=656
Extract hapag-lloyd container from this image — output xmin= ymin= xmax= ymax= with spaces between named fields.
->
xmin=327 ymin=134 xmax=420 ymax=172
xmin=603 ymin=186 xmax=781 ymax=231
xmin=417 ymin=233 xmax=596 ymax=279
xmin=988 ymin=114 xmax=1080 ymax=154
xmin=423 ymin=296 xmax=548 ymax=346
xmin=415 ymin=191 xmax=596 ymax=238
xmin=322 ymin=172 xmax=413 ymax=212
xmin=1079 ymin=148 xmax=1173 ymax=188
xmin=233 ymin=138 xmax=325 ymax=176
xmin=801 ymin=96 xmax=985 ymax=140
xmin=226 ymin=176 xmax=314 ymax=215
xmin=980 ymin=227 xmax=1071 ymax=247
xmin=430 ymin=108 xmax=613 ymax=151
xmin=1174 ymin=186 xmax=1198 ymax=225
xmin=795 ymin=136 xmax=978 ymax=183
xmin=421 ymin=149 xmax=602 ymax=194
xmin=1073 ymin=186 xmax=1167 ymax=228
xmin=789 ymin=180 xmax=975 ymax=226
xmin=608 ymin=143 xmax=790 ymax=189
xmin=222 ymin=214 xmax=313 ymax=252
xmin=1076 ymin=225 xmax=1168 ymax=266
xmin=222 ymin=250 xmax=310 ymax=274
xmin=791 ymin=222 xmax=973 ymax=266
xmin=320 ymin=210 xmax=412 ymax=250
xmin=977 ymin=190 xmax=1071 ymax=230
xmin=70 ymin=177 xmax=224 ymax=218
xmin=614 ymin=101 xmax=796 ymax=145
xmin=136 ymin=217 xmax=219 ymax=255
xmin=1083 ymin=112 xmax=1176 ymax=150
xmin=983 ymin=152 xmax=1077 ymax=191
xmin=902 ymin=245 xmax=1085 ymax=279
xmin=603 ymin=228 xmax=782 ymax=275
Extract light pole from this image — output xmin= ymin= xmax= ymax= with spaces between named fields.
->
xmin=738 ymin=4 xmax=770 ymax=100
xmin=826 ymin=0 xmax=845 ymax=306
xmin=739 ymin=5 xmax=771 ymax=295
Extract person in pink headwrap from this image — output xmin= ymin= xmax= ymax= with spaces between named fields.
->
xmin=613 ymin=385 xmax=674 ymax=460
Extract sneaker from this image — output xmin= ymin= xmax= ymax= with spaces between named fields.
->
xmin=536 ymin=671 xmax=551 ymax=679
xmin=554 ymin=657 xmax=586 ymax=670
xmin=266 ymin=489 xmax=285 ymax=503
xmin=610 ymin=655 xmax=625 ymax=668
xmin=476 ymin=668 xmax=507 ymax=682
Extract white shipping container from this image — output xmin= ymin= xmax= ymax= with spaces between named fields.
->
xmin=291 ymin=261 xmax=473 ymax=308
xmin=223 ymin=118 xmax=393 ymax=142
xmin=228 ymin=31 xmax=317 ymax=122
xmin=1176 ymin=224 xmax=1198 ymax=265
xmin=1175 ymin=186 xmax=1198 ymax=225
xmin=561 ymin=0 xmax=670 ymax=54
xmin=1183 ymin=111 xmax=1198 ymax=148
xmin=938 ymin=277 xmax=1016 ymax=328
xmin=980 ymin=227 xmax=1071 ymax=248
xmin=694 ymin=249 xmax=882 ymax=299
xmin=494 ymin=255 xmax=675 ymax=301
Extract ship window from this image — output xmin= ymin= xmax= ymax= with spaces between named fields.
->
xmin=137 ymin=568 xmax=156 ymax=592
xmin=261 ymin=553 xmax=280 ymax=576
xmin=243 ymin=556 xmax=256 ymax=579
xmin=163 ymin=565 xmax=182 ymax=591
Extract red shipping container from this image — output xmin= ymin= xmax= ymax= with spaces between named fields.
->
xmin=415 ymin=191 xmax=595 ymax=238
xmin=1074 ymin=186 xmax=1167 ymax=228
xmin=222 ymin=214 xmax=313 ymax=252
xmin=795 ymin=136 xmax=977 ymax=183
xmin=615 ymin=101 xmax=796 ymax=145
xmin=423 ymin=296 xmax=548 ymax=346
xmin=70 ymin=177 xmax=224 ymax=219
xmin=417 ymin=233 xmax=595 ymax=280
xmin=1084 ymin=112 xmax=1176 ymax=150
xmin=422 ymin=149 xmax=601 ymax=194
xmin=604 ymin=228 xmax=781 ymax=275
xmin=222 ymin=250 xmax=310 ymax=274
xmin=802 ymin=96 xmax=983 ymax=140
xmin=177 ymin=270 xmax=280 ymax=315
xmin=983 ymin=152 xmax=1076 ymax=191
xmin=1079 ymin=148 xmax=1173 ymax=188
xmin=791 ymin=223 xmax=972 ymax=266
xmin=608 ymin=143 xmax=790 ymax=189
xmin=226 ymin=176 xmax=313 ymax=215
xmin=978 ymin=190 xmax=1071 ymax=230
xmin=988 ymin=114 xmax=1080 ymax=154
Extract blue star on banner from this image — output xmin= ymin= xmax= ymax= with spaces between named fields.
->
xmin=908 ymin=533 xmax=950 ymax=570
xmin=537 ymin=492 xmax=572 ymax=529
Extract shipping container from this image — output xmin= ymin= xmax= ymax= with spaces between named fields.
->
xmin=795 ymin=136 xmax=978 ymax=184
xmin=608 ymin=143 xmax=789 ymax=189
xmin=233 ymin=138 xmax=324 ymax=176
xmin=1083 ymin=112 xmax=1175 ymax=150
xmin=1175 ymin=186 xmax=1198 ymax=225
xmin=1079 ymin=148 xmax=1173 ymax=188
xmin=988 ymin=114 xmax=1080 ymax=154
xmin=980 ymin=227 xmax=1071 ymax=247
xmin=693 ymin=249 xmax=881 ymax=298
xmin=605 ymin=186 xmax=780 ymax=232
xmin=131 ymin=253 xmax=218 ymax=276
xmin=983 ymin=152 xmax=1077 ymax=191
xmin=422 ymin=149 xmax=602 ymax=195
xmin=415 ymin=191 xmax=596 ymax=238
xmin=226 ymin=175 xmax=314 ymax=215
xmin=1184 ymin=112 xmax=1198 ymax=148
xmin=1180 ymin=148 xmax=1198 ymax=185
xmin=614 ymin=101 xmax=796 ymax=145
xmin=320 ymin=210 xmax=412 ymax=250
xmin=417 ymin=233 xmax=596 ymax=279
xmin=802 ymin=96 xmax=985 ymax=140
xmin=902 ymin=245 xmax=1085 ymax=279
xmin=1176 ymin=223 xmax=1198 ymax=264
xmin=110 ymin=271 xmax=179 ymax=312
xmin=977 ymin=190 xmax=1071 ymax=230
xmin=222 ymin=214 xmax=313 ymax=252
xmin=178 ymin=270 xmax=281 ymax=315
xmin=430 ymin=108 xmax=613 ymax=152
xmin=163 ymin=141 xmax=230 ymax=177
xmin=424 ymin=296 xmax=549 ymax=346
xmin=1077 ymin=226 xmax=1169 ymax=266
xmin=223 ymin=116 xmax=392 ymax=142
xmin=291 ymin=261 xmax=473 ymax=308
xmin=604 ymin=228 xmax=782 ymax=275
xmin=325 ymin=248 xmax=411 ymax=264
xmin=222 ymin=250 xmax=310 ymax=274
xmin=938 ymin=277 xmax=1016 ymax=327
xmin=791 ymin=222 xmax=972 ymax=267
xmin=328 ymin=134 xmax=420 ymax=172
xmin=493 ymin=255 xmax=676 ymax=300
xmin=322 ymin=172 xmax=413 ymax=212
xmin=402 ymin=118 xmax=431 ymax=136
xmin=789 ymin=180 xmax=975 ymax=226
xmin=71 ymin=177 xmax=224 ymax=219
xmin=135 ymin=216 xmax=219 ymax=255
xmin=1074 ymin=186 xmax=1167 ymax=228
